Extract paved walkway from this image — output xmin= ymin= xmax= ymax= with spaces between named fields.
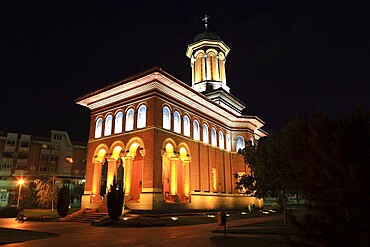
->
xmin=0 ymin=214 xmax=283 ymax=247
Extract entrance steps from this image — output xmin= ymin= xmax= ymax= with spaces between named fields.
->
xmin=67 ymin=209 xmax=108 ymax=223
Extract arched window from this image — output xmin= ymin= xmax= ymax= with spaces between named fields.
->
xmin=183 ymin=115 xmax=190 ymax=137
xmin=114 ymin=112 xmax=123 ymax=134
xmin=219 ymin=131 xmax=224 ymax=149
xmin=104 ymin=115 xmax=113 ymax=136
xmin=202 ymin=124 xmax=209 ymax=144
xmin=193 ymin=120 xmax=200 ymax=141
xmin=226 ymin=134 xmax=231 ymax=151
xmin=125 ymin=108 xmax=134 ymax=131
xmin=173 ymin=111 xmax=181 ymax=133
xmin=137 ymin=105 xmax=147 ymax=129
xmin=163 ymin=106 xmax=171 ymax=130
xmin=236 ymin=135 xmax=245 ymax=152
xmin=95 ymin=118 xmax=103 ymax=138
xmin=211 ymin=127 xmax=217 ymax=146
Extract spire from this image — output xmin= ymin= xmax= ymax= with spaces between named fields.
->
xmin=202 ymin=15 xmax=210 ymax=30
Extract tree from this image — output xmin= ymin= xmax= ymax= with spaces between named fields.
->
xmin=107 ymin=175 xmax=124 ymax=221
xmin=34 ymin=177 xmax=59 ymax=209
xmin=235 ymin=130 xmax=298 ymax=224
xmin=57 ymin=186 xmax=70 ymax=217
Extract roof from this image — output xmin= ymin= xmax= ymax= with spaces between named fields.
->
xmin=193 ymin=30 xmax=222 ymax=42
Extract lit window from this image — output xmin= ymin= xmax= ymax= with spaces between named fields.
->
xmin=211 ymin=127 xmax=217 ymax=147
xmin=114 ymin=112 xmax=123 ymax=134
xmin=193 ymin=120 xmax=200 ymax=140
xmin=226 ymin=134 xmax=231 ymax=151
xmin=174 ymin=111 xmax=181 ymax=133
xmin=104 ymin=115 xmax=113 ymax=136
xmin=202 ymin=124 xmax=209 ymax=144
xmin=236 ymin=135 xmax=245 ymax=151
xmin=137 ymin=105 xmax=147 ymax=129
xmin=183 ymin=115 xmax=190 ymax=137
xmin=219 ymin=131 xmax=224 ymax=149
xmin=163 ymin=106 xmax=171 ymax=130
xmin=95 ymin=118 xmax=103 ymax=138
xmin=125 ymin=108 xmax=134 ymax=131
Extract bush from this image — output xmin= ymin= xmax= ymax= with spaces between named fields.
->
xmin=107 ymin=176 xmax=124 ymax=221
xmin=0 ymin=206 xmax=20 ymax=218
xmin=57 ymin=187 xmax=70 ymax=217
xmin=248 ymin=204 xmax=256 ymax=213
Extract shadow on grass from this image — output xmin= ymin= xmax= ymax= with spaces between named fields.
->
xmin=0 ymin=228 xmax=57 ymax=245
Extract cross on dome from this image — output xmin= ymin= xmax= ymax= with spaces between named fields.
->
xmin=202 ymin=15 xmax=210 ymax=30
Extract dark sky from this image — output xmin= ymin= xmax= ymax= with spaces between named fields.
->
xmin=1 ymin=1 xmax=369 ymax=142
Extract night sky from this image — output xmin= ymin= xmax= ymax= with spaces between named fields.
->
xmin=1 ymin=1 xmax=369 ymax=142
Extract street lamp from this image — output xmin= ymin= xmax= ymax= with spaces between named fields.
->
xmin=17 ymin=179 xmax=24 ymax=208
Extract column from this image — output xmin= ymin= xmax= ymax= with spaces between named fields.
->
xmin=170 ymin=158 xmax=177 ymax=195
xmin=124 ymin=157 xmax=133 ymax=196
xmin=106 ymin=158 xmax=117 ymax=192
xmin=92 ymin=161 xmax=102 ymax=197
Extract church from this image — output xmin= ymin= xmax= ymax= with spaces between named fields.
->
xmin=76 ymin=20 xmax=266 ymax=212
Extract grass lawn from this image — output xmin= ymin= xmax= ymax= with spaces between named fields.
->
xmin=24 ymin=208 xmax=80 ymax=221
xmin=0 ymin=228 xmax=56 ymax=245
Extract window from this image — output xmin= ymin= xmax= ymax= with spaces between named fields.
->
xmin=202 ymin=124 xmax=209 ymax=144
xmin=219 ymin=131 xmax=224 ymax=149
xmin=1 ymin=163 xmax=12 ymax=169
xmin=20 ymin=141 xmax=29 ymax=148
xmin=6 ymin=140 xmax=16 ymax=146
xmin=53 ymin=135 xmax=62 ymax=140
xmin=39 ymin=166 xmax=48 ymax=172
xmin=95 ymin=118 xmax=103 ymax=138
xmin=17 ymin=153 xmax=28 ymax=159
xmin=3 ymin=152 xmax=13 ymax=158
xmin=173 ymin=111 xmax=181 ymax=133
xmin=162 ymin=106 xmax=171 ymax=130
xmin=183 ymin=115 xmax=190 ymax=137
xmin=137 ymin=105 xmax=147 ymax=129
xmin=226 ymin=134 xmax=231 ymax=151
xmin=236 ymin=135 xmax=245 ymax=151
xmin=114 ymin=112 xmax=123 ymax=134
xmin=211 ymin=127 xmax=217 ymax=146
xmin=125 ymin=108 xmax=134 ymax=131
xmin=193 ymin=120 xmax=200 ymax=140
xmin=104 ymin=115 xmax=113 ymax=136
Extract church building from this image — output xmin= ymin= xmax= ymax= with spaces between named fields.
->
xmin=76 ymin=22 xmax=266 ymax=212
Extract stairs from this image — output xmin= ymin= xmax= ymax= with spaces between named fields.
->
xmin=68 ymin=209 xmax=108 ymax=223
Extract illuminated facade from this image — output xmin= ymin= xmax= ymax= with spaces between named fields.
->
xmin=76 ymin=28 xmax=266 ymax=211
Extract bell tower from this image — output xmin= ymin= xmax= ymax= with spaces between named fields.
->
xmin=186 ymin=15 xmax=231 ymax=93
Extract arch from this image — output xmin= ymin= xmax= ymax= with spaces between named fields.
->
xmin=173 ymin=111 xmax=181 ymax=133
xmin=219 ymin=130 xmax=224 ymax=149
xmin=125 ymin=108 xmax=135 ymax=131
xmin=162 ymin=106 xmax=171 ymax=130
xmin=104 ymin=115 xmax=113 ymax=136
xmin=183 ymin=115 xmax=190 ymax=137
xmin=124 ymin=137 xmax=145 ymax=202
xmin=211 ymin=127 xmax=217 ymax=147
xmin=109 ymin=141 xmax=125 ymax=160
xmin=193 ymin=120 xmax=200 ymax=141
xmin=236 ymin=135 xmax=245 ymax=152
xmin=137 ymin=104 xmax=147 ymax=129
xmin=226 ymin=133 xmax=231 ymax=151
xmin=114 ymin=112 xmax=123 ymax=134
xmin=162 ymin=140 xmax=190 ymax=203
xmin=194 ymin=51 xmax=205 ymax=83
xmin=94 ymin=117 xmax=103 ymax=138
xmin=202 ymin=124 xmax=209 ymax=144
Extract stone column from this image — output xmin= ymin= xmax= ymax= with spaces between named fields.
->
xmin=92 ymin=161 xmax=102 ymax=197
xmin=106 ymin=158 xmax=117 ymax=192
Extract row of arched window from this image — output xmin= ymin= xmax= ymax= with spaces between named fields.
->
xmin=94 ymin=105 xmax=250 ymax=152
xmin=95 ymin=105 xmax=147 ymax=138
xmin=163 ymin=106 xmax=248 ymax=152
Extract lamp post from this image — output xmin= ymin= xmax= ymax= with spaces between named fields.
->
xmin=17 ymin=179 xmax=24 ymax=208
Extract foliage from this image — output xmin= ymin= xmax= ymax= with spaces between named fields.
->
xmin=107 ymin=176 xmax=124 ymax=221
xmin=0 ymin=206 xmax=20 ymax=218
xmin=34 ymin=177 xmax=59 ymax=209
xmin=70 ymin=181 xmax=84 ymax=206
xmin=57 ymin=186 xmax=70 ymax=217
xmin=237 ymin=103 xmax=369 ymax=245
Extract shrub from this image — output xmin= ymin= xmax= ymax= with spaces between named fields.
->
xmin=107 ymin=176 xmax=124 ymax=221
xmin=248 ymin=204 xmax=256 ymax=213
xmin=0 ymin=206 xmax=20 ymax=218
xmin=57 ymin=187 xmax=70 ymax=217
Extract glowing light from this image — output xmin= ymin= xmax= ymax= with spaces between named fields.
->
xmin=268 ymin=209 xmax=276 ymax=213
xmin=262 ymin=211 xmax=269 ymax=215
xmin=171 ymin=217 xmax=178 ymax=221
xmin=241 ymin=212 xmax=247 ymax=215
xmin=207 ymin=215 xmax=215 ymax=218
xmin=226 ymin=213 xmax=230 ymax=217
xmin=123 ymin=217 xmax=129 ymax=221
xmin=18 ymin=179 xmax=24 ymax=185
xmin=66 ymin=157 xmax=73 ymax=163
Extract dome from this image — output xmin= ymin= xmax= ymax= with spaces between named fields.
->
xmin=193 ymin=30 xmax=223 ymax=42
